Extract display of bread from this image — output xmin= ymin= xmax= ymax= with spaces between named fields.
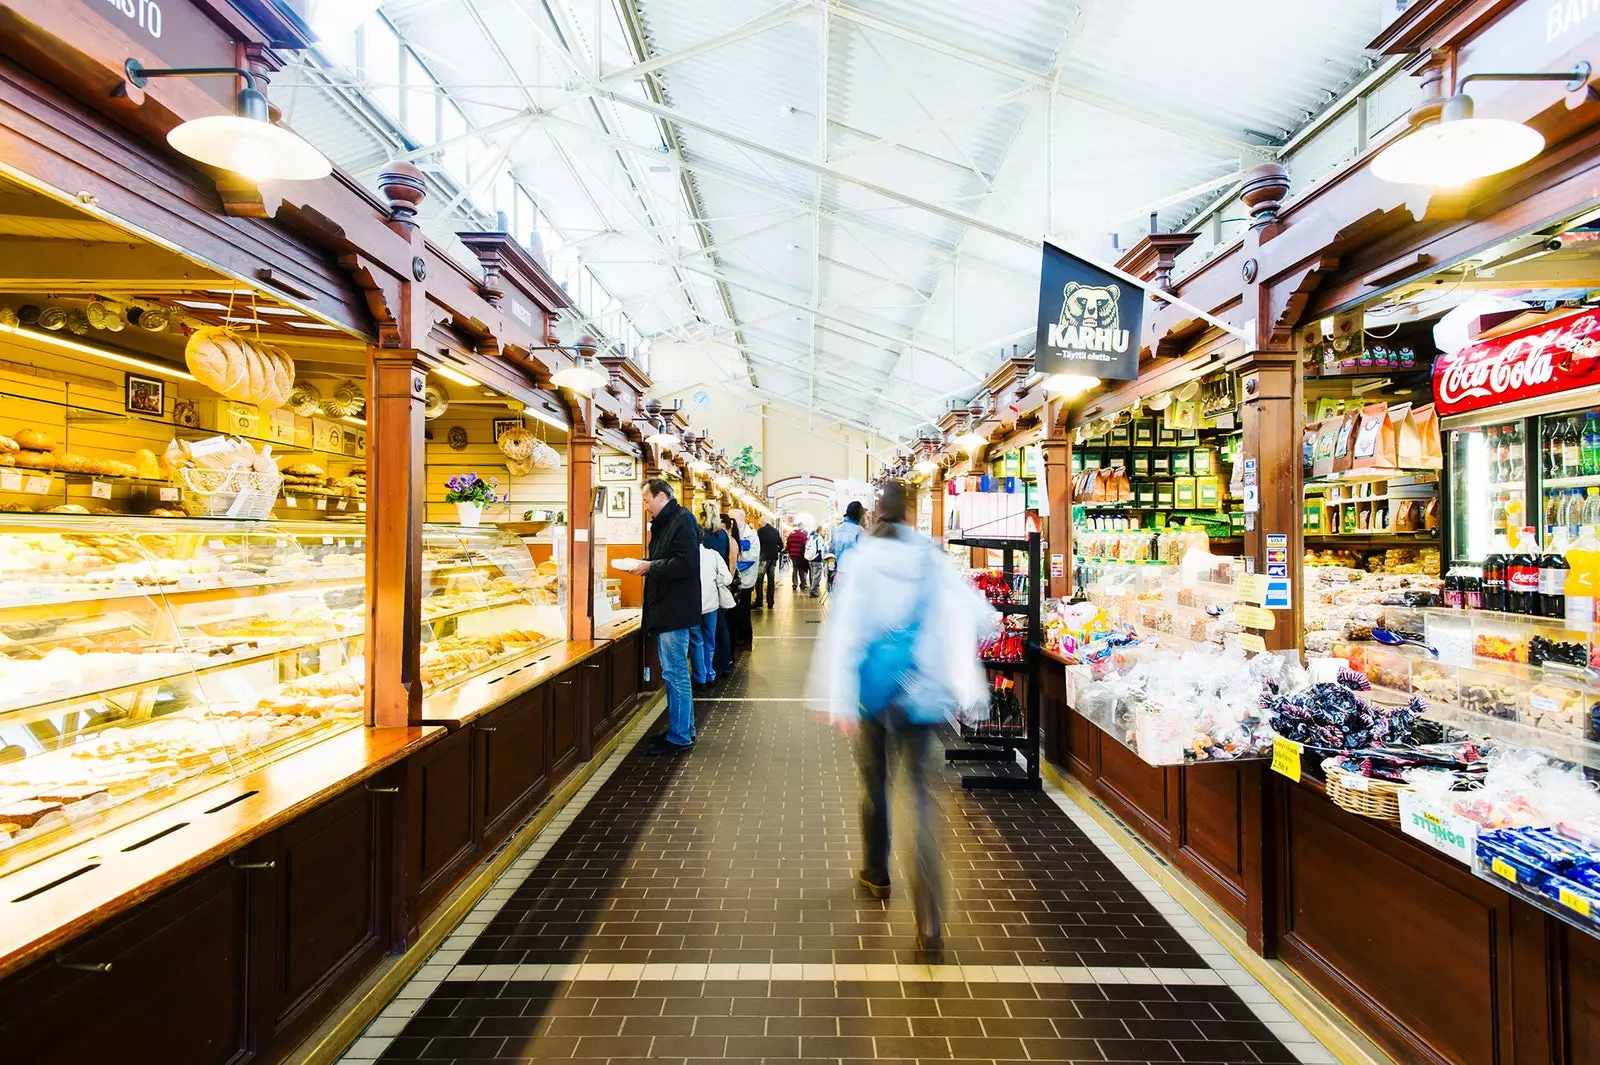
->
xmin=184 ymin=326 xmax=296 ymax=408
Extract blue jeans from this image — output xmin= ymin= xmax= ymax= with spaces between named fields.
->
xmin=688 ymin=610 xmax=718 ymax=684
xmin=657 ymin=628 xmax=695 ymax=746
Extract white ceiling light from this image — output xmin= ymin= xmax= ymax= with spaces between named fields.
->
xmin=0 ymin=321 xmax=195 ymax=381
xmin=430 ymin=363 xmax=480 ymax=389
xmin=1042 ymin=374 xmax=1100 ymax=398
xmin=550 ymin=356 xmax=608 ymax=392
xmin=1372 ymin=64 xmax=1588 ymax=187
xmin=125 ymin=60 xmax=332 ymax=182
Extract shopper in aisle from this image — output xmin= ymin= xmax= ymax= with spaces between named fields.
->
xmin=806 ymin=524 xmax=829 ymax=598
xmin=711 ymin=510 xmax=737 ymax=674
xmin=786 ymin=522 xmax=811 ymax=591
xmin=691 ymin=530 xmax=733 ymax=691
xmin=831 ymin=500 xmax=865 ymax=580
xmin=756 ymin=516 xmax=782 ymax=609
xmin=810 ymin=480 xmax=997 ymax=959
xmin=615 ymin=479 xmax=700 ymax=755
xmin=728 ymin=508 xmax=759 ymax=650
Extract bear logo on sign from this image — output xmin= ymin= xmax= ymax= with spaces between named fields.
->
xmin=1047 ymin=282 xmax=1129 ymax=355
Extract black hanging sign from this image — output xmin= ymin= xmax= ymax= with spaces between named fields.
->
xmin=1034 ymin=242 xmax=1144 ymax=381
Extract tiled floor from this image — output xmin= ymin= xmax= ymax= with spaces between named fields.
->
xmin=340 ymin=588 xmax=1338 ymax=1065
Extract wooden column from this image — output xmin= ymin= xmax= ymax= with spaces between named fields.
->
xmin=1041 ymin=397 xmax=1074 ymax=598
xmin=930 ymin=476 xmax=945 ymax=547
xmin=567 ymin=425 xmax=597 ymax=642
xmin=366 ymin=351 xmax=427 ymax=728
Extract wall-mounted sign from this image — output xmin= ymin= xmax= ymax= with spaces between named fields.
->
xmin=1034 ymin=242 xmax=1144 ymax=382
xmin=79 ymin=0 xmax=237 ymax=105
xmin=1433 ymin=307 xmax=1600 ymax=416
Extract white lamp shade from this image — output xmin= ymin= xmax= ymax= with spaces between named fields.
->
xmin=1042 ymin=373 xmax=1100 ymax=397
xmin=1372 ymin=116 xmax=1544 ymax=187
xmin=549 ymin=360 xmax=608 ymax=391
xmin=168 ymin=115 xmax=332 ymax=181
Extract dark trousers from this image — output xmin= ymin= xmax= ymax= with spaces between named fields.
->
xmin=730 ymin=585 xmax=754 ymax=649
xmin=791 ymin=558 xmax=809 ymax=589
xmin=757 ymin=559 xmax=777 ymax=607
xmin=714 ymin=608 xmax=733 ymax=676
xmin=858 ymin=707 xmax=943 ymax=938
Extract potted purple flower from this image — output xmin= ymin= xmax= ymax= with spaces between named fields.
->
xmin=444 ymin=472 xmax=501 ymax=527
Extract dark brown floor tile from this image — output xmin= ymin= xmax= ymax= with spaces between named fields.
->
xmin=724 ymin=1034 xmax=802 ymax=1057
xmin=951 ymin=1036 xmax=1021 ymax=1059
xmin=875 ymin=1035 xmax=953 ymax=1058
xmin=650 ymin=1036 xmax=730 ymax=1057
xmin=544 ymin=1016 xmax=623 ymax=1037
xmin=979 ymin=1017 xmax=1059 ymax=1038
xmin=694 ymin=1015 xmax=768 ymax=1036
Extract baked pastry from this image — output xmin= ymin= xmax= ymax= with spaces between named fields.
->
xmin=14 ymin=429 xmax=53 ymax=452
xmin=0 ymin=799 xmax=62 ymax=827
xmin=0 ymin=434 xmax=18 ymax=453
xmin=132 ymin=449 xmax=160 ymax=480
xmin=283 ymin=462 xmax=325 ymax=479
xmin=46 ymin=505 xmax=89 ymax=514
xmin=13 ymin=450 xmax=56 ymax=470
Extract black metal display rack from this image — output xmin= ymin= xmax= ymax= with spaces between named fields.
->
xmin=944 ymin=532 xmax=1042 ymax=791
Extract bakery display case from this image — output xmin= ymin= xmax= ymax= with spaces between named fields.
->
xmin=0 ymin=517 xmax=564 ymax=883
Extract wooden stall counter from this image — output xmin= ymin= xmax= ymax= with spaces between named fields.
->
xmin=595 ymin=610 xmax=643 ymax=641
xmin=420 ymin=640 xmax=607 ymax=728
xmin=0 ymin=723 xmax=442 ymax=980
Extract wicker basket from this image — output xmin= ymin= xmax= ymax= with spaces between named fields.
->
xmin=1321 ymin=757 xmax=1409 ymax=823
xmin=178 ymin=467 xmax=283 ymax=520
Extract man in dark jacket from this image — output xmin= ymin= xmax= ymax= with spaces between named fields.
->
xmin=756 ymin=518 xmax=782 ymax=609
xmin=615 ymin=478 xmax=700 ymax=755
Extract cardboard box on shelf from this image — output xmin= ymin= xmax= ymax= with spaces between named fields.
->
xmin=1175 ymin=477 xmax=1197 ymax=509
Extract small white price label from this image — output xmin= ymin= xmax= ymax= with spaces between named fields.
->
xmin=285 ymin=495 xmax=298 ymax=508
xmin=0 ymin=471 xmax=20 ymax=492
xmin=358 ymin=502 xmax=367 ymax=512
xmin=316 ymin=497 xmax=328 ymax=510
xmin=323 ymin=536 xmax=334 ymax=545
xmin=159 ymin=486 xmax=180 ymax=502
xmin=90 ymin=480 xmax=112 ymax=500
xmin=23 ymin=475 xmax=52 ymax=495
xmin=1340 ymin=771 xmax=1370 ymax=792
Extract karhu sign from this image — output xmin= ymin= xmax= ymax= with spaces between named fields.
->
xmin=1034 ymin=242 xmax=1143 ymax=381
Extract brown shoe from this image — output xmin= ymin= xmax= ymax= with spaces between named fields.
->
xmin=857 ymin=871 xmax=891 ymax=899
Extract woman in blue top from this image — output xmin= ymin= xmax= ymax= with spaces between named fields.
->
xmin=830 ymin=500 xmax=865 ymax=582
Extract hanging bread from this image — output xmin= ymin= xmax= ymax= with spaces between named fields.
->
xmin=186 ymin=326 xmax=254 ymax=400
xmin=242 ymin=343 xmax=268 ymax=403
xmin=263 ymin=346 xmax=294 ymax=409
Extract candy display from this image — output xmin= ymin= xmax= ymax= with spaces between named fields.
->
xmin=1477 ymin=824 xmax=1600 ymax=930
xmin=969 ymin=567 xmax=1027 ymax=607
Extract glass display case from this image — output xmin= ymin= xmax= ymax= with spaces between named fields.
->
xmin=1538 ymin=407 xmax=1600 ymax=542
xmin=0 ymin=517 xmax=564 ymax=882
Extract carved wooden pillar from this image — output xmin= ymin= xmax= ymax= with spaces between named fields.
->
xmin=567 ymin=423 xmax=598 ymax=642
xmin=366 ymin=352 xmax=427 ymax=728
xmin=930 ymin=475 xmax=946 ymax=547
xmin=1041 ymin=397 xmax=1074 ymax=599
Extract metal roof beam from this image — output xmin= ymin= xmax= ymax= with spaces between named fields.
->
xmin=597 ymin=3 xmax=810 ymax=87
xmin=830 ymin=85 xmax=1036 ymax=162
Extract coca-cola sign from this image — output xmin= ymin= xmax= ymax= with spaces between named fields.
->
xmin=1433 ymin=307 xmax=1600 ymax=415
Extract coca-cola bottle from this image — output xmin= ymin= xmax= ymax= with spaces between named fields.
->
xmin=1541 ymin=532 xmax=1570 ymax=619
xmin=1444 ymin=561 xmax=1465 ymax=609
xmin=1507 ymin=529 xmax=1540 ymax=615
xmin=1507 ymin=422 xmax=1525 ymax=481
xmin=1549 ymin=419 xmax=1564 ymax=478
xmin=1464 ymin=564 xmax=1483 ymax=610
xmin=1482 ymin=537 xmax=1509 ymax=613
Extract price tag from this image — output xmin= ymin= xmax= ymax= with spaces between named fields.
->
xmin=1559 ymin=886 xmax=1592 ymax=917
xmin=1490 ymin=857 xmax=1518 ymax=883
xmin=316 ymin=497 xmax=328 ymax=510
xmin=1235 ymin=633 xmax=1267 ymax=653
xmin=1339 ymin=771 xmax=1370 ymax=792
xmin=1235 ymin=604 xmax=1276 ymax=630
xmin=159 ymin=486 xmax=180 ymax=502
xmin=358 ymin=502 xmax=367 ymax=512
xmin=22 ymin=475 xmax=50 ymax=495
xmin=1237 ymin=574 xmax=1265 ymax=604
xmin=90 ymin=480 xmax=112 ymax=500
xmin=323 ymin=536 xmax=334 ymax=545
xmin=0 ymin=471 xmax=20 ymax=492
xmin=1271 ymin=736 xmax=1302 ymax=781
xmin=285 ymin=495 xmax=298 ymax=508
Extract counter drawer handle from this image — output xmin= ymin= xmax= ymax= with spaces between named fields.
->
xmin=228 ymin=857 xmax=276 ymax=870
xmin=473 ymin=725 xmax=498 ymax=732
xmin=365 ymin=784 xmax=401 ymax=794
xmin=54 ymin=953 xmax=112 ymax=973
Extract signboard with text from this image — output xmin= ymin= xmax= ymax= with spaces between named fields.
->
xmin=1035 ymin=242 xmax=1144 ymax=382
xmin=1433 ymin=307 xmax=1600 ymax=416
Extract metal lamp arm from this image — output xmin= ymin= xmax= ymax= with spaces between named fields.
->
xmin=125 ymin=58 xmax=257 ymax=92
xmin=1458 ymin=62 xmax=1591 ymax=93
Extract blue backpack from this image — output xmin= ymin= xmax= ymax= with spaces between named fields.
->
xmin=858 ymin=567 xmax=930 ymax=718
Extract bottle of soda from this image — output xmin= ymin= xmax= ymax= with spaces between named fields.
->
xmin=1541 ymin=531 xmax=1571 ymax=619
xmin=1444 ymin=561 xmax=1465 ymax=609
xmin=1548 ymin=419 xmax=1564 ymax=478
xmin=1565 ymin=417 xmax=1585 ymax=477
xmin=1507 ymin=529 xmax=1540 ymax=615
xmin=1464 ymin=563 xmax=1483 ymax=610
xmin=1586 ymin=413 xmax=1600 ymax=476
xmin=1482 ymin=537 xmax=1509 ymax=613
xmin=1508 ymin=422 xmax=1525 ymax=480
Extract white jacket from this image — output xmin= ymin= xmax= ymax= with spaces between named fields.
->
xmin=700 ymin=545 xmax=733 ymax=613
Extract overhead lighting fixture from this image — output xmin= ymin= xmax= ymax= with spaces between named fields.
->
xmin=173 ymin=299 xmax=230 ymax=311
xmin=915 ymin=457 xmax=939 ymax=476
xmin=429 ymin=363 xmax=481 ymax=389
xmin=124 ymin=59 xmax=333 ymax=182
xmin=549 ymin=355 xmax=608 ymax=392
xmin=1042 ymin=373 xmax=1100 ymax=397
xmin=341 ymin=415 xmax=368 ymax=427
xmin=287 ymin=320 xmax=341 ymax=331
xmin=0 ymin=321 xmax=195 ymax=381
xmin=956 ymin=425 xmax=987 ymax=453
xmin=523 ymin=406 xmax=568 ymax=432
xmin=645 ymin=421 xmax=677 ymax=449
xmin=256 ymin=306 xmax=307 ymax=317
xmin=714 ymin=474 xmax=733 ymax=489
xmin=1372 ymin=63 xmax=1589 ymax=187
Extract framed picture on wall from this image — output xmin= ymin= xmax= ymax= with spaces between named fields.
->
xmin=606 ymin=486 xmax=632 ymax=518
xmin=599 ymin=455 xmax=636 ymax=481
xmin=592 ymin=486 xmax=607 ymax=514
xmin=491 ymin=418 xmax=521 ymax=442
xmin=125 ymin=374 xmax=165 ymax=415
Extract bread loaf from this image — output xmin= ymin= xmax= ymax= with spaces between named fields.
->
xmin=14 ymin=429 xmax=53 ymax=452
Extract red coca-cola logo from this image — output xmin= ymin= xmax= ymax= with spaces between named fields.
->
xmin=1434 ymin=308 xmax=1600 ymax=415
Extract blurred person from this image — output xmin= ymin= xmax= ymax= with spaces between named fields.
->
xmin=756 ymin=516 xmax=782 ymax=609
xmin=613 ymin=479 xmax=701 ymax=756
xmin=786 ymin=522 xmax=811 ymax=591
xmin=728 ymin=508 xmax=760 ymax=650
xmin=805 ymin=524 xmax=829 ymax=598
xmin=831 ymin=501 xmax=865 ymax=580
xmin=716 ymin=512 xmax=739 ymax=673
xmin=691 ymin=528 xmax=734 ymax=691
xmin=810 ymin=480 xmax=997 ymax=959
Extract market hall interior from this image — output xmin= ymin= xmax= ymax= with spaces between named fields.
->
xmin=5 ymin=1 xmax=1600 ymax=1065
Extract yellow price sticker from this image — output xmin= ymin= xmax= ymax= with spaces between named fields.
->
xmin=1271 ymin=736 xmax=1302 ymax=782
xmin=1559 ymin=887 xmax=1592 ymax=917
xmin=1235 ymin=605 xmax=1276 ymax=630
xmin=1235 ymin=633 xmax=1268 ymax=654
xmin=1237 ymin=574 xmax=1266 ymax=604
xmin=1490 ymin=858 xmax=1518 ymax=884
